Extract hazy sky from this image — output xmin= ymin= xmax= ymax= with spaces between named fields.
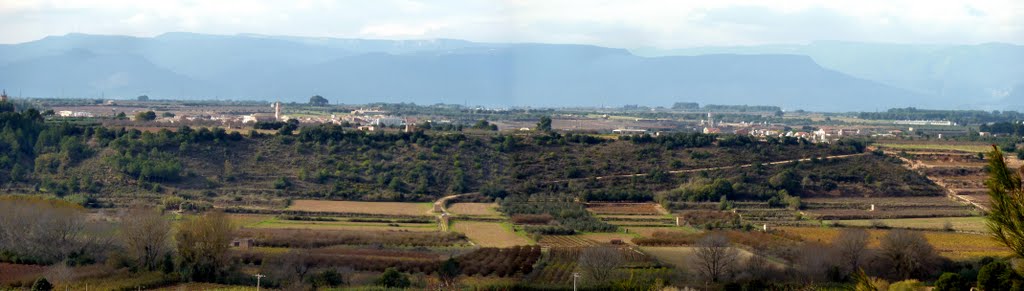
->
xmin=1 ymin=0 xmax=1021 ymax=48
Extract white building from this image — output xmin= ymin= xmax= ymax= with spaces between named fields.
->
xmin=373 ymin=116 xmax=405 ymax=127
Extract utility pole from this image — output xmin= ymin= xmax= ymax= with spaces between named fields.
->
xmin=254 ymin=273 xmax=266 ymax=291
xmin=572 ymin=272 xmax=580 ymax=291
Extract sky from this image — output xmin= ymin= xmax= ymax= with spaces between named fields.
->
xmin=1 ymin=0 xmax=1022 ymax=48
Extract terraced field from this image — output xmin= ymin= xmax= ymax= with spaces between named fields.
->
xmin=836 ymin=216 xmax=988 ymax=233
xmin=249 ymin=218 xmax=439 ymax=231
xmin=448 ymin=202 xmax=501 ymax=216
xmin=537 ymin=235 xmax=598 ymax=247
xmin=586 ymin=202 xmax=666 ymax=215
xmin=287 ymin=200 xmax=433 ymax=216
xmin=452 ymin=221 xmax=532 ymax=247
xmin=802 ymin=196 xmax=977 ymax=220
xmin=779 ymin=226 xmax=1010 ymax=260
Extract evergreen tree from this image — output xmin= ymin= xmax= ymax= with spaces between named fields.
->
xmin=985 ymin=146 xmax=1024 ymax=259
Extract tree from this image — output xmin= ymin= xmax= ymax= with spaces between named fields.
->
xmin=984 ymin=146 xmax=1024 ymax=259
xmin=30 ymin=277 xmax=53 ymax=291
xmin=176 ymin=211 xmax=235 ymax=282
xmin=137 ymin=95 xmax=149 ymax=101
xmin=977 ymin=260 xmax=1022 ymax=291
xmin=134 ymin=111 xmax=157 ymax=121
xmin=222 ymin=160 xmax=235 ymax=182
xmin=121 ymin=207 xmax=172 ymax=271
xmin=309 ymin=95 xmax=329 ymax=106
xmin=279 ymin=250 xmax=312 ymax=282
xmin=309 ymin=269 xmax=345 ymax=288
xmin=693 ymin=234 xmax=739 ymax=282
xmin=876 ymin=229 xmax=939 ymax=280
xmin=438 ymin=257 xmax=460 ymax=287
xmin=375 ymin=267 xmax=410 ymax=288
xmin=536 ymin=116 xmax=552 ymax=132
xmin=934 ymin=272 xmax=971 ymax=291
xmin=832 ymin=228 xmax=870 ymax=274
xmin=769 ymin=169 xmax=801 ymax=193
xmin=577 ymin=246 xmax=624 ymax=283
xmin=273 ymin=177 xmax=291 ymax=189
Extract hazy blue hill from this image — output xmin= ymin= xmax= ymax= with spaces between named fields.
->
xmin=0 ymin=33 xmax=934 ymax=110
xmin=244 ymin=48 xmax=925 ymax=111
xmin=637 ymin=41 xmax=1024 ymax=107
xmin=0 ymin=48 xmax=205 ymax=98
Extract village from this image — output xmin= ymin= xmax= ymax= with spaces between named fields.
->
xmin=38 ymin=97 xmax=984 ymax=145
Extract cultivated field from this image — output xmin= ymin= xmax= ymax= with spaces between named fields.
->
xmin=876 ymin=142 xmax=992 ymax=153
xmin=640 ymin=246 xmax=756 ymax=268
xmin=287 ymin=200 xmax=433 ymax=216
xmin=448 ymin=202 xmax=501 ymax=216
xmin=536 ymin=235 xmax=599 ymax=247
xmin=779 ymin=226 xmax=1010 ymax=260
xmin=451 ymin=221 xmax=532 ymax=247
xmin=837 ymin=216 xmax=988 ymax=233
xmin=586 ymin=202 xmax=665 ymax=215
xmin=249 ymin=218 xmax=439 ymax=231
xmin=802 ymin=196 xmax=977 ymax=220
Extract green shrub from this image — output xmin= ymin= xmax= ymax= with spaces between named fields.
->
xmin=374 ymin=268 xmax=410 ymax=288
xmin=934 ymin=272 xmax=970 ymax=291
xmin=273 ymin=177 xmax=291 ymax=189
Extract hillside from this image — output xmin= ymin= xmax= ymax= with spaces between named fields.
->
xmin=0 ymin=110 xmax=943 ymax=210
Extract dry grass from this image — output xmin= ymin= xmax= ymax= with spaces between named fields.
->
xmin=779 ymin=226 xmax=1010 ymax=260
xmin=0 ymin=263 xmax=46 ymax=284
xmin=451 ymin=221 xmax=532 ymax=247
xmin=447 ymin=203 xmax=500 ymax=216
xmin=287 ymin=200 xmax=433 ymax=216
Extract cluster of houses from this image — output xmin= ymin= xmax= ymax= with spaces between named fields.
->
xmin=57 ymin=110 xmax=94 ymax=118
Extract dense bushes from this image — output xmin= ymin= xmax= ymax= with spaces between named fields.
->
xmin=107 ymin=149 xmax=182 ymax=182
xmin=499 ymin=196 xmax=616 ymax=232
xmin=457 ymin=246 xmax=541 ymax=277
xmin=0 ymin=196 xmax=109 ymax=265
xmin=582 ymin=189 xmax=653 ymax=202
xmin=622 ymin=132 xmax=716 ymax=149
xmin=658 ymin=178 xmax=734 ymax=202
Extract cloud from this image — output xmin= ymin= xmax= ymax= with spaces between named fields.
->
xmin=0 ymin=0 xmax=1021 ymax=47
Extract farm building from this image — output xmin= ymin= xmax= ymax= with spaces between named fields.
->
xmin=230 ymin=238 xmax=255 ymax=249
xmin=612 ymin=128 xmax=648 ymax=135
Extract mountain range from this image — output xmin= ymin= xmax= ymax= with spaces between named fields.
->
xmin=1 ymin=33 xmax=1021 ymax=111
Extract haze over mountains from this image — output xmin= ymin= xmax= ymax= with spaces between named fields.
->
xmin=1 ymin=33 xmax=1021 ymax=111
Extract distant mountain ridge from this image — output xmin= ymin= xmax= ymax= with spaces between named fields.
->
xmin=0 ymin=32 xmax=1006 ymax=111
xmin=636 ymin=40 xmax=1024 ymax=110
